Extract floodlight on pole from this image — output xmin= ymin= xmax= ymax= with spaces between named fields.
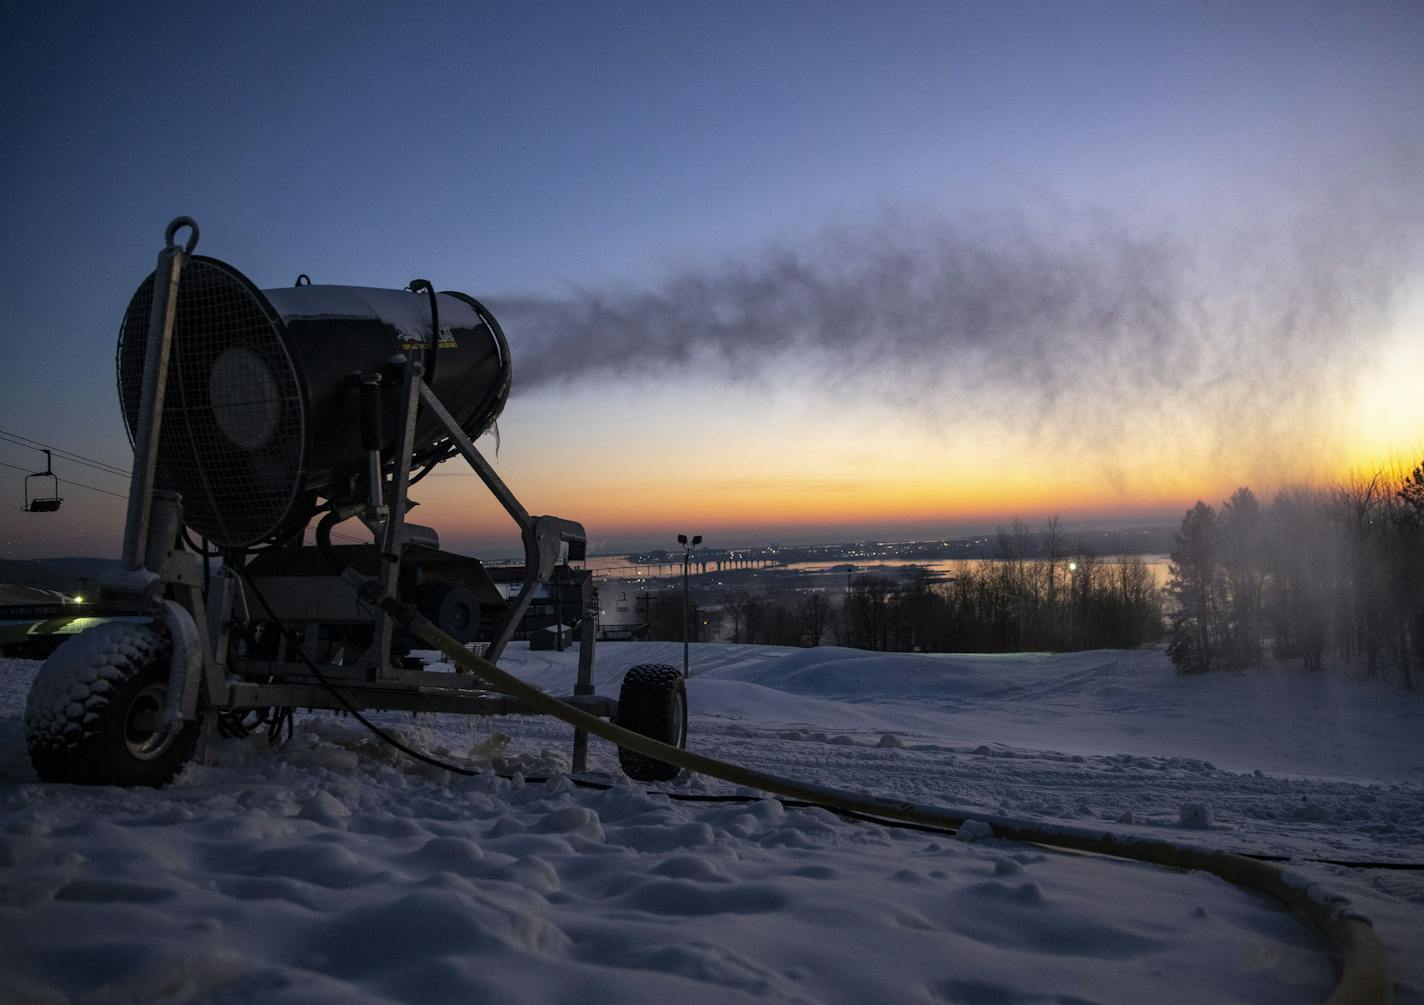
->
xmin=679 ymin=533 xmax=702 ymax=678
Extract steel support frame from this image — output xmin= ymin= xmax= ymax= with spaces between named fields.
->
xmin=103 ymin=238 xmax=611 ymax=767
xmin=339 ymin=357 xmax=590 ymax=678
xmin=103 ymin=221 xmax=196 ymax=615
xmin=216 ymin=355 xmax=600 ymax=723
xmin=413 ymin=380 xmax=587 ymax=664
xmin=221 ymin=334 xmax=604 ymax=750
xmin=119 ymin=238 xmax=187 ymax=575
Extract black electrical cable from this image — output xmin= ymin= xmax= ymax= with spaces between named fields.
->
xmin=230 ymin=561 xmax=954 ymax=835
xmin=408 ymin=279 xmax=441 ymax=389
xmin=215 ymin=706 xmax=293 ymax=748
xmin=406 ymin=450 xmax=449 ymax=487
xmin=400 ymin=278 xmax=454 ymax=486
xmin=271 ymin=707 xmax=294 ymax=747
xmin=315 ymin=510 xmax=352 ymax=574
xmin=182 ymin=528 xmax=222 ymax=558
xmin=230 ymin=562 xmax=489 ymax=778
xmin=236 ymin=570 xmax=957 ymax=836
xmin=406 ymin=292 xmax=510 ymax=483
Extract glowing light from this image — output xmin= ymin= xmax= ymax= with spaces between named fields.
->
xmin=1345 ymin=307 xmax=1424 ymax=473
xmin=405 ymin=323 xmax=1424 ymax=552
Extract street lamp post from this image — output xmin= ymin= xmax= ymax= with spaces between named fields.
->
xmin=677 ymin=533 xmax=702 ymax=678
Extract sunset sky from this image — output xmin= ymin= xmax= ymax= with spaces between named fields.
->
xmin=3 ymin=1 xmax=1422 ymax=559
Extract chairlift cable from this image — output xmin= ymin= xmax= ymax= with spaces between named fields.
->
xmin=0 ymin=431 xmax=130 ymax=476
xmin=0 ymin=460 xmax=129 ymax=500
xmin=0 ymin=432 xmax=440 ymax=546
xmin=0 ymin=429 xmax=130 ymax=477
xmin=0 ymin=458 xmax=380 ymax=536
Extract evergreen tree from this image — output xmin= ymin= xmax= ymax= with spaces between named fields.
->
xmin=1218 ymin=487 xmax=1265 ymax=668
xmin=1168 ymin=501 xmax=1219 ymax=673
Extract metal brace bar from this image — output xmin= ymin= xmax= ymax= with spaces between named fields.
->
xmin=572 ymin=614 xmax=596 ymax=772
xmin=369 ymin=357 xmax=423 ymax=676
xmin=414 ymin=381 xmax=587 ymax=664
xmin=120 ymin=222 xmax=195 ymax=573
xmin=488 ymin=563 xmax=541 ymax=665
xmin=417 ymin=381 xmax=528 ymax=523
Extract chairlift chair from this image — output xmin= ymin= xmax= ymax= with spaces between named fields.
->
xmin=22 ymin=449 xmax=63 ymax=512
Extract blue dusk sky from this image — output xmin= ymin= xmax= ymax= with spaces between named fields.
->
xmin=2 ymin=1 xmax=1422 ymax=558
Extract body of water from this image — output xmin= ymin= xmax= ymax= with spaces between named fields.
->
xmin=587 ymin=555 xmax=1173 ymax=587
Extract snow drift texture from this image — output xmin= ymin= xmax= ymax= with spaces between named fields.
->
xmin=2 ymin=642 xmax=1422 ymax=1003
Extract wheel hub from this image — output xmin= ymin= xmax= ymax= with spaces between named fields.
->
xmin=124 ymin=683 xmax=178 ymax=761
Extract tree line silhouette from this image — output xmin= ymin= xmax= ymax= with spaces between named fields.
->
xmin=1167 ymin=463 xmax=1424 ymax=687
xmin=631 ymin=461 xmax=1424 ymax=687
xmin=641 ymin=517 xmax=1165 ymax=654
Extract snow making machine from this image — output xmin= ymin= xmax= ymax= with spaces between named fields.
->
xmin=24 ymin=218 xmax=688 ymax=787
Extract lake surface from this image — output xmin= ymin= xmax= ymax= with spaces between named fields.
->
xmin=585 ymin=554 xmax=1173 ymax=587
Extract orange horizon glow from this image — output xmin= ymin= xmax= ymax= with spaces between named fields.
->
xmin=409 ymin=422 xmax=1424 ymax=553
xmin=397 ymin=317 xmax=1424 ymax=552
xmin=4 ymin=412 xmax=1417 ymax=562
xmin=4 ymin=299 xmax=1418 ymax=562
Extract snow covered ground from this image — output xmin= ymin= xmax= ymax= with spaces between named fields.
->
xmin=2 ymin=643 xmax=1421 ymax=1003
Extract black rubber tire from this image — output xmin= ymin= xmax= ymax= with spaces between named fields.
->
xmin=25 ymin=622 xmax=202 ymax=787
xmin=614 ymin=663 xmax=688 ymax=782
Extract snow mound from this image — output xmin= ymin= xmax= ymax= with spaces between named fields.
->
xmin=1179 ymin=803 xmax=1214 ymax=829
xmin=3 ymin=643 xmax=1420 ymax=1001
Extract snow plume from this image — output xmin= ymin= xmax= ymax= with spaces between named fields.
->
xmin=491 ymin=153 xmax=1424 ymax=467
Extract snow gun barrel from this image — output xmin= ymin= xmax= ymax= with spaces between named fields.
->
xmin=115 ymin=259 xmax=511 ymax=550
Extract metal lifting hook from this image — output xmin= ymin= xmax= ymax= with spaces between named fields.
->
xmin=164 ymin=216 xmax=200 ymax=254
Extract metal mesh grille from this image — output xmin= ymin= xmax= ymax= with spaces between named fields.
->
xmin=118 ymin=258 xmax=306 ymax=548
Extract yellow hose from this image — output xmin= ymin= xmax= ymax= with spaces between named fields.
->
xmin=383 ymin=596 xmax=1391 ymax=1005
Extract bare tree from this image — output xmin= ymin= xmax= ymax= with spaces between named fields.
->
xmin=798 ymin=593 xmax=831 ymax=647
xmin=845 ymin=575 xmax=897 ymax=650
xmin=720 ymin=591 xmax=750 ymax=643
xmin=1042 ymin=516 xmax=1065 ymax=647
xmin=1397 ymin=463 xmax=1424 ymax=688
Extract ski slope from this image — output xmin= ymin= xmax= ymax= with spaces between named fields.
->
xmin=1 ymin=643 xmax=1421 ymax=1003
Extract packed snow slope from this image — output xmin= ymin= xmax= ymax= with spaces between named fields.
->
xmin=2 ymin=643 xmax=1421 ymax=1004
